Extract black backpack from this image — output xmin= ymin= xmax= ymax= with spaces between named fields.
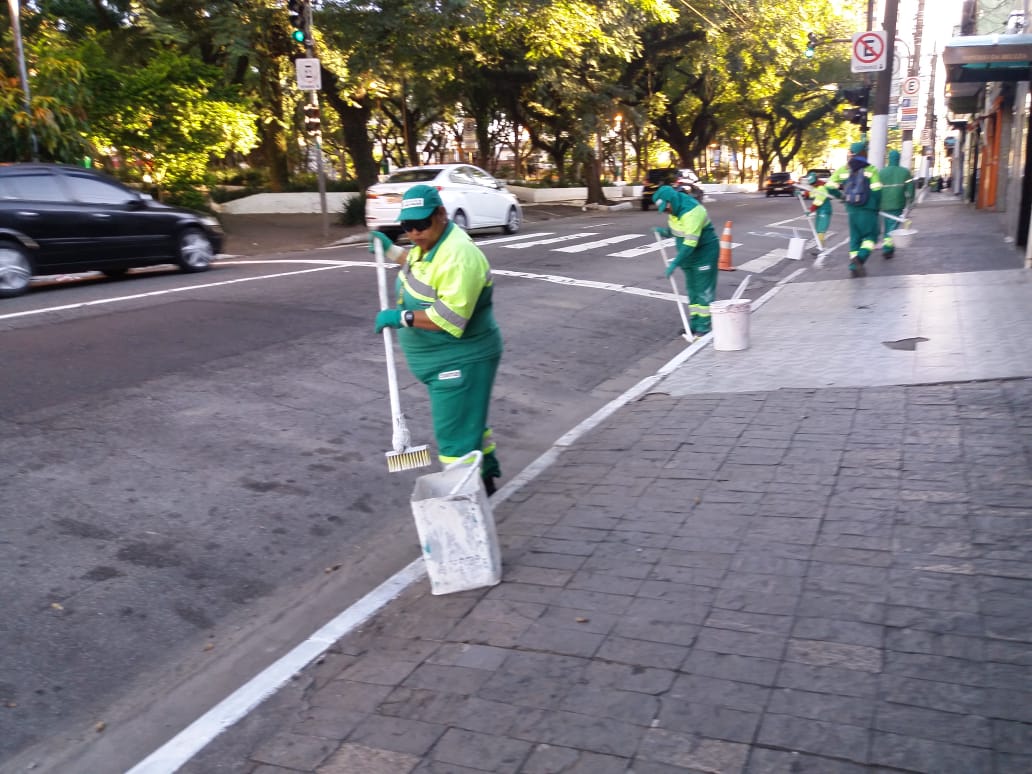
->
xmin=843 ymin=167 xmax=871 ymax=206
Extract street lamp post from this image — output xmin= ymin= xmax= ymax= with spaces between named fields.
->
xmin=7 ymin=0 xmax=39 ymax=160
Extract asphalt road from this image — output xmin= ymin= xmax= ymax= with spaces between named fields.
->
xmin=0 ymin=192 xmax=825 ymax=773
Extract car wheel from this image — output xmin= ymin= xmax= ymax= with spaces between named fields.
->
xmin=502 ymin=206 xmax=521 ymax=234
xmin=176 ymin=227 xmax=215 ymax=273
xmin=766 ymin=191 xmax=772 ymax=197
xmin=0 ymin=241 xmax=32 ymax=298
xmin=453 ymin=210 xmax=469 ymax=230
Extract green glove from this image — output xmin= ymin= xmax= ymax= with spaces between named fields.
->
xmin=369 ymin=231 xmax=403 ymax=261
xmin=652 ymin=226 xmax=671 ymax=239
xmin=664 ymin=261 xmax=679 ymax=279
xmin=375 ymin=308 xmax=402 ymax=333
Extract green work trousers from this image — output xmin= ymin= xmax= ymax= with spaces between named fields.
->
xmin=679 ymin=242 xmax=720 ymax=334
xmin=882 ymin=208 xmax=903 ymax=254
xmin=414 ymin=356 xmax=501 ymax=479
xmin=847 ymin=207 xmax=880 ymax=262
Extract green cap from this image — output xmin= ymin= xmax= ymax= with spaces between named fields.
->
xmin=400 ymin=184 xmax=443 ymax=220
xmin=850 ymin=141 xmax=868 ymax=155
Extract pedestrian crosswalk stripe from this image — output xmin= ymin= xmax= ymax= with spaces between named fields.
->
xmin=476 ymin=233 xmax=554 ymax=245
xmin=554 ymin=234 xmax=643 ymax=252
xmin=502 ymin=232 xmax=599 ymax=248
xmin=736 ymin=248 xmax=787 ymax=273
xmin=608 ymin=238 xmax=672 ymax=258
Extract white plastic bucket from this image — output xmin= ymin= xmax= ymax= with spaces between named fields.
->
xmin=410 ymin=451 xmax=501 ymax=595
xmin=890 ymin=228 xmax=917 ymax=248
xmin=787 ymin=237 xmax=807 ymax=261
xmin=710 ymin=299 xmax=751 ymax=351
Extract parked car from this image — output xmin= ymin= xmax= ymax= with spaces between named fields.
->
xmin=365 ymin=164 xmax=522 ymax=240
xmin=0 ymin=162 xmax=223 ymax=299
xmin=799 ymin=168 xmax=832 ymax=199
xmin=640 ymin=168 xmax=705 ymax=211
xmin=764 ymin=171 xmax=796 ymax=197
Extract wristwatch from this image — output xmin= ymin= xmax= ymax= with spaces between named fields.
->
xmin=403 ymin=310 xmax=415 ymax=328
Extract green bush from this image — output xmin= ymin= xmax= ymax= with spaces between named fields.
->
xmin=163 ymin=185 xmax=213 ymax=213
xmin=288 ymin=173 xmax=361 ymax=193
xmin=339 ymin=192 xmax=366 ymax=226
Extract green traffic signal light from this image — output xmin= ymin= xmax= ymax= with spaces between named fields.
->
xmin=804 ymin=46 xmax=815 ymax=58
xmin=292 ymin=28 xmax=305 ymax=43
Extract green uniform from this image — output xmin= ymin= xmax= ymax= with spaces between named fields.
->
xmin=879 ymin=149 xmax=915 ymax=256
xmin=653 ymin=184 xmax=720 ymax=334
xmin=809 ymin=183 xmax=833 ymax=237
xmin=394 ymin=222 xmax=503 ymax=477
xmin=824 ymin=148 xmax=883 ymax=274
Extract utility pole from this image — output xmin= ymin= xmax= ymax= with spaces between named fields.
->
xmin=901 ymin=0 xmax=926 ymax=171
xmin=869 ymin=0 xmax=899 ymax=168
xmin=7 ymin=0 xmax=39 ymax=161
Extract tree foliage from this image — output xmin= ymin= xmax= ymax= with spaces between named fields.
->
xmin=1 ymin=0 xmax=856 ymax=199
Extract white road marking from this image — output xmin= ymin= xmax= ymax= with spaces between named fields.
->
xmin=126 ymin=261 xmax=804 ymax=774
xmin=736 ymin=248 xmax=788 ymax=274
xmin=502 ymin=232 xmax=598 ymax=248
xmin=476 ymin=233 xmax=554 ymax=245
xmin=554 ymin=234 xmax=643 ymax=252
xmin=1 ymin=258 xmax=684 ymax=324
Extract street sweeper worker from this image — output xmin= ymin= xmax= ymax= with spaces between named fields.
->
xmin=879 ymin=148 xmax=915 ymax=259
xmin=370 ymin=184 xmax=503 ymax=495
xmin=824 ymin=140 xmax=883 ymax=277
xmin=651 ymin=184 xmax=720 ymax=336
xmin=806 ymin=171 xmax=833 ymax=246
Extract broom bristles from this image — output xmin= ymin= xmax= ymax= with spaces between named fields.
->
xmin=386 ymin=445 xmax=433 ymax=472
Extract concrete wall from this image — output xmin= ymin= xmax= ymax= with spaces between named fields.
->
xmin=216 ymin=192 xmax=359 ymax=215
xmin=214 ymin=183 xmax=756 ymax=215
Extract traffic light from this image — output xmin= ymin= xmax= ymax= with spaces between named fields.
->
xmin=805 ymin=32 xmax=818 ymax=58
xmin=303 ymin=102 xmax=321 ymax=134
xmin=842 ymin=107 xmax=868 ymax=127
xmin=287 ymin=0 xmax=307 ymax=46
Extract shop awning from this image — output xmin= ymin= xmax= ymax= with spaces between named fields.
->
xmin=946 ymin=81 xmax=982 ymax=114
xmin=944 ymin=34 xmax=1032 ymax=83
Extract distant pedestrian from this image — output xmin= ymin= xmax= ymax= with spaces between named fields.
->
xmin=806 ymin=171 xmax=833 ymax=248
xmin=651 ymin=184 xmax=720 ymax=336
xmin=370 ymin=185 xmax=504 ymax=495
xmin=824 ymin=141 xmax=883 ymax=277
xmin=879 ymin=149 xmax=915 ymax=259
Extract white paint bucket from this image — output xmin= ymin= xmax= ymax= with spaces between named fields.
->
xmin=410 ymin=451 xmax=501 ymax=595
xmin=710 ymin=299 xmax=751 ymax=351
xmin=787 ymin=237 xmax=807 ymax=261
xmin=890 ymin=228 xmax=917 ymax=248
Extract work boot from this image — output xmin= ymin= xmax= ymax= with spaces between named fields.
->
xmin=883 ymin=249 xmax=894 ymax=259
xmin=849 ymin=260 xmax=860 ymax=277
xmin=482 ymin=476 xmax=497 ymax=497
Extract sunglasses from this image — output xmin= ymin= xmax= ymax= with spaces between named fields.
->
xmin=400 ymin=215 xmax=435 ymax=233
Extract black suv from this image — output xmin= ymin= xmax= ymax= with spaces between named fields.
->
xmin=0 ymin=163 xmax=223 ymax=298
xmin=641 ymin=168 xmax=704 ymax=210
xmin=764 ymin=172 xmax=796 ymax=197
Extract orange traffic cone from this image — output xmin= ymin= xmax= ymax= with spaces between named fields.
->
xmin=719 ymin=220 xmax=735 ymax=271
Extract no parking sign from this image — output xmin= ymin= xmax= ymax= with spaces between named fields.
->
xmin=852 ymin=31 xmax=887 ymax=73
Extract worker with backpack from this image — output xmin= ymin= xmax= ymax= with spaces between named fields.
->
xmin=824 ymin=140 xmax=883 ymax=277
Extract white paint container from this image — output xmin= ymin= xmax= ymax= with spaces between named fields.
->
xmin=787 ymin=237 xmax=807 ymax=261
xmin=890 ymin=228 xmax=918 ymax=248
xmin=410 ymin=451 xmax=501 ymax=595
xmin=710 ymin=299 xmax=751 ymax=351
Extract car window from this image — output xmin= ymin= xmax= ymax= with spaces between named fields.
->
xmin=449 ymin=168 xmax=475 ymax=185
xmin=466 ymin=167 xmax=498 ymax=188
xmin=0 ymin=170 xmax=67 ymax=202
xmin=63 ymin=173 xmax=136 ymax=204
xmin=388 ymin=169 xmax=443 ymax=183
